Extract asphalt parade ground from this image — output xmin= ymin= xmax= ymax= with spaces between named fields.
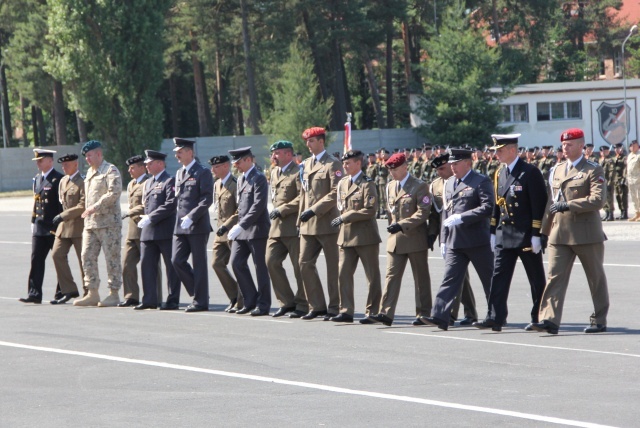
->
xmin=1 ymin=195 xmax=639 ymax=427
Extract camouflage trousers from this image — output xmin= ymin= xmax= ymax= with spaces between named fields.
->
xmin=82 ymin=227 xmax=122 ymax=290
xmin=615 ymin=183 xmax=628 ymax=212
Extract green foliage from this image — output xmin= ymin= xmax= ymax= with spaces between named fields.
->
xmin=262 ymin=42 xmax=333 ymax=156
xmin=416 ymin=2 xmax=510 ymax=148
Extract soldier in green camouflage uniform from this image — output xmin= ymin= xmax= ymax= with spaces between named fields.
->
xmin=585 ymin=143 xmax=598 ymax=163
xmin=410 ymin=148 xmax=423 ymax=178
xmin=598 ymin=145 xmax=615 ymax=221
xmin=472 ymin=148 xmax=487 ymax=175
xmin=537 ymin=145 xmax=557 ymax=183
xmin=486 ymin=151 xmax=501 ymax=185
xmin=366 ymin=153 xmax=379 ymax=217
xmin=74 ymin=140 xmax=123 ymax=307
xmin=420 ymin=146 xmax=433 ymax=182
xmin=613 ymin=143 xmax=629 ymax=219
xmin=376 ymin=149 xmax=390 ymax=218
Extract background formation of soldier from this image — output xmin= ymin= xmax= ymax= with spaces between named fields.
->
xmin=22 ymin=125 xmax=628 ymax=335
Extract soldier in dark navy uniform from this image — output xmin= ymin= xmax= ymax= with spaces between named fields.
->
xmin=473 ymin=134 xmax=548 ymax=332
xmin=20 ymin=149 xmax=64 ymax=304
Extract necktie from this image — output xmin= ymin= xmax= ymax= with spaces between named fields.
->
xmin=454 ymin=178 xmax=460 ymax=188
xmin=396 ymin=182 xmax=401 ymax=193
xmin=312 ymin=157 xmax=316 ymax=168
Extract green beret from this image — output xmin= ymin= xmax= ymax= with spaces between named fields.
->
xmin=81 ymin=140 xmax=102 ymax=155
xmin=270 ymin=140 xmax=293 ymax=152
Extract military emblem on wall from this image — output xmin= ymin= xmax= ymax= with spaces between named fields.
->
xmin=596 ymin=101 xmax=629 ymax=146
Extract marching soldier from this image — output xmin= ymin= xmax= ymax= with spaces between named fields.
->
xmin=265 ymin=141 xmax=307 ymax=318
xmin=368 ymin=153 xmax=432 ymax=326
xmin=20 ymin=149 xmax=64 ymax=304
xmin=297 ymin=127 xmax=344 ymax=320
xmin=210 ymin=155 xmax=243 ymax=313
xmin=599 ymin=145 xmax=615 ymax=221
xmin=74 ymin=140 xmax=123 ymax=307
xmin=376 ymin=148 xmax=390 ymax=218
xmin=613 ymin=142 xmax=628 ymax=219
xmin=329 ymin=150 xmax=381 ymax=323
xmin=50 ymin=154 xmax=85 ymax=304
xmin=473 ymin=134 xmax=547 ymax=332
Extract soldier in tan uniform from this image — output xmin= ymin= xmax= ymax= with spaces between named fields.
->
xmin=628 ymin=140 xmax=640 ymax=221
xmin=329 ymin=150 xmax=381 ymax=323
xmin=298 ymin=127 xmax=344 ymax=320
xmin=118 ymin=155 xmax=149 ymax=307
xmin=50 ymin=154 xmax=86 ymax=304
xmin=532 ymin=128 xmax=609 ymax=335
xmin=73 ymin=140 xmax=123 ymax=307
xmin=210 ymin=155 xmax=243 ymax=312
xmin=368 ymin=153 xmax=432 ymax=326
xmin=266 ymin=141 xmax=307 ymax=317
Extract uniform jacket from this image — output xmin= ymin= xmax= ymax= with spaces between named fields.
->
xmin=84 ymin=160 xmax=122 ymax=230
xmin=141 ymin=170 xmax=176 ymax=242
xmin=441 ymin=170 xmax=494 ymax=250
xmin=298 ymin=152 xmax=344 ymax=235
xmin=236 ymin=166 xmax=270 ymax=240
xmin=125 ymin=175 xmax=149 ymax=240
xmin=269 ymin=162 xmax=301 ymax=238
xmin=337 ymin=174 xmax=380 ymax=247
xmin=214 ymin=174 xmax=238 ymax=243
xmin=541 ymin=157 xmax=606 ymax=245
xmin=174 ymin=162 xmax=213 ymax=235
xmin=56 ymin=172 xmax=85 ymax=239
xmin=366 ymin=163 xmax=378 ymax=182
xmin=427 ymin=176 xmax=444 ymax=237
xmin=490 ymin=158 xmax=547 ymax=249
xmin=628 ymin=152 xmax=640 ymax=184
xmin=386 ymin=174 xmax=431 ymax=254
xmin=613 ymin=154 xmax=627 ymax=184
xmin=32 ymin=169 xmax=64 ymax=237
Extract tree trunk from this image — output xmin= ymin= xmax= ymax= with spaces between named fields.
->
xmin=236 ymin=104 xmax=245 ymax=136
xmin=190 ymin=35 xmax=211 ymax=137
xmin=491 ymin=0 xmax=501 ymax=45
xmin=20 ymin=96 xmax=28 ymax=147
xmin=302 ymin=10 xmax=330 ymax=103
xmin=35 ymin=106 xmax=47 ymax=146
xmin=408 ymin=17 xmax=422 ymax=88
xmin=76 ymin=111 xmax=88 ymax=143
xmin=0 ymin=63 xmax=12 ymax=147
xmin=385 ymin=20 xmax=394 ymax=129
xmin=169 ymin=76 xmax=180 ymax=137
xmin=31 ymin=105 xmax=40 ymax=146
xmin=363 ymin=53 xmax=385 ymax=129
xmin=53 ymin=80 xmax=67 ymax=146
xmin=240 ymin=0 xmax=262 ymax=135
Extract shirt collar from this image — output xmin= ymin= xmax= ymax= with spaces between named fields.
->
xmin=136 ymin=174 xmax=146 ymax=184
xmin=507 ymin=157 xmax=519 ymax=173
xmin=42 ymin=168 xmax=54 ymax=179
xmin=184 ymin=159 xmax=196 ymax=172
xmin=350 ymin=171 xmax=362 ymax=183
xmin=459 ymin=169 xmax=472 ymax=182
xmin=399 ymin=173 xmax=410 ymax=188
xmin=68 ymin=171 xmax=79 ymax=180
xmin=314 ymin=150 xmax=326 ymax=162
xmin=154 ymin=170 xmax=165 ymax=181
xmin=571 ymin=155 xmax=583 ymax=168
xmin=281 ymin=161 xmax=293 ymax=173
xmin=243 ymin=165 xmax=255 ymax=178
xmin=221 ymin=171 xmax=232 ymax=185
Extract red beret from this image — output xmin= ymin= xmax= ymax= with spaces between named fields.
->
xmin=385 ymin=153 xmax=406 ymax=168
xmin=302 ymin=127 xmax=326 ymax=140
xmin=560 ymin=128 xmax=584 ymax=142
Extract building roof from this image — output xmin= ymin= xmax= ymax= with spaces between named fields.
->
xmin=491 ymin=78 xmax=640 ymax=95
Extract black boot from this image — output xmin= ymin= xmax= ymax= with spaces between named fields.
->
xmin=601 ymin=210 xmax=609 ymax=221
xmin=620 ymin=210 xmax=628 ymax=220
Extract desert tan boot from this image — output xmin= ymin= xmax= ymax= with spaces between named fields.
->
xmin=73 ymin=289 xmax=100 ymax=306
xmin=97 ymin=290 xmax=121 ymax=307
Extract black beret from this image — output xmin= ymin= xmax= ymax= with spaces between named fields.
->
xmin=57 ymin=153 xmax=78 ymax=163
xmin=125 ymin=155 xmax=145 ymax=166
xmin=342 ymin=150 xmax=363 ymax=161
xmin=431 ymin=153 xmax=450 ymax=168
xmin=209 ymin=155 xmax=230 ymax=165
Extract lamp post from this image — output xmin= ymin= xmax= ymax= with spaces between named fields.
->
xmin=623 ymin=24 xmax=637 ymax=150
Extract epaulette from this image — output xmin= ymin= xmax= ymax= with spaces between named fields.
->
xmin=363 ymin=175 xmax=373 ymax=182
xmin=586 ymin=160 xmax=599 ymax=167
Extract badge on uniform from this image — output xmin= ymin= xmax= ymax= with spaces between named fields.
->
xmin=597 ymin=176 xmax=605 ymax=183
xmin=335 ymin=171 xmax=342 ymax=177
xmin=422 ymin=195 xmax=430 ymax=204
xmin=573 ymin=173 xmax=583 ymax=180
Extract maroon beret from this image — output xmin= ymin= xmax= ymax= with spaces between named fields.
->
xmin=385 ymin=153 xmax=406 ymax=168
xmin=560 ymin=128 xmax=584 ymax=142
xmin=302 ymin=127 xmax=326 ymax=140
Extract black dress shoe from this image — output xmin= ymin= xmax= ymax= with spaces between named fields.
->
xmin=19 ymin=296 xmax=42 ymax=304
xmin=372 ymin=313 xmax=393 ymax=326
xmin=459 ymin=317 xmax=478 ymax=326
xmin=227 ymin=306 xmax=238 ymax=313
xmin=250 ymin=308 xmax=269 ymax=316
xmin=530 ymin=320 xmax=559 ymax=335
xmin=524 ymin=323 xmax=535 ymax=331
xmin=418 ymin=316 xmax=449 ymax=330
xmin=134 ymin=303 xmax=157 ymax=310
xmin=50 ymin=292 xmax=79 ymax=305
xmin=472 ymin=319 xmax=502 ymax=332
xmin=301 ymin=310 xmax=327 ymax=320
xmin=412 ymin=318 xmax=423 ymax=326
xmin=185 ymin=304 xmax=208 ymax=313
xmin=236 ymin=306 xmax=256 ymax=315
xmin=359 ymin=317 xmax=377 ymax=324
xmin=323 ymin=312 xmax=338 ymax=321
xmin=584 ymin=324 xmax=607 ymax=333
xmin=289 ymin=309 xmax=306 ymax=318
xmin=117 ymin=298 xmax=140 ymax=307
xmin=330 ymin=313 xmax=353 ymax=323
xmin=272 ymin=306 xmax=295 ymax=317
xmin=224 ymin=298 xmax=237 ymax=313
xmin=160 ymin=302 xmax=180 ymax=310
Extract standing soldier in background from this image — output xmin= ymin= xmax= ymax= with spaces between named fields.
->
xmin=366 ymin=153 xmax=379 ymax=217
xmin=472 ymin=148 xmax=487 ymax=176
xmin=210 ymin=155 xmax=243 ymax=313
xmin=599 ymin=145 xmax=615 ymax=221
xmin=420 ymin=145 xmax=434 ymax=182
xmin=627 ymin=140 xmax=640 ymax=221
xmin=20 ymin=149 xmax=63 ymax=304
xmin=537 ymin=146 xmax=556 ymax=183
xmin=555 ymin=146 xmax=565 ymax=163
xmin=486 ymin=150 xmax=501 ymax=185
xmin=410 ymin=147 xmax=423 ymax=178
xmin=50 ymin=154 xmax=85 ymax=305
xmin=119 ymin=155 xmax=150 ymax=307
xmin=585 ymin=143 xmax=597 ymax=163
xmin=376 ymin=148 xmax=390 ymax=219
xmin=329 ymin=150 xmax=381 ymax=324
xmin=266 ymin=141 xmax=307 ymax=318
xmin=428 ymin=153 xmax=477 ymax=326
xmin=298 ymin=127 xmax=344 ymax=320
xmin=612 ymin=142 xmax=628 ymax=220
xmin=74 ymin=140 xmax=123 ymax=307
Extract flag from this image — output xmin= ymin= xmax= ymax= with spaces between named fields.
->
xmin=344 ymin=112 xmax=352 ymax=153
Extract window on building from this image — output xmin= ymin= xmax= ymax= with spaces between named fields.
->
xmin=536 ymin=101 xmax=582 ymax=121
xmin=501 ymin=104 xmax=529 ymax=123
xmin=614 ymin=49 xmax=622 ymax=76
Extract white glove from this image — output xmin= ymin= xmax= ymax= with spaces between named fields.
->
xmin=180 ymin=216 xmax=193 ymax=229
xmin=227 ymin=224 xmax=243 ymax=240
xmin=443 ymin=213 xmax=462 ymax=228
xmin=137 ymin=215 xmax=151 ymax=229
xmin=531 ymin=236 xmax=542 ymax=254
xmin=490 ymin=234 xmax=496 ymax=252
xmin=31 ymin=223 xmax=34 ymax=234
xmin=440 ymin=243 xmax=447 ymax=259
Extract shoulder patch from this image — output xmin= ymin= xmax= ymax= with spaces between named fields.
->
xmin=587 ymin=160 xmax=599 ymax=167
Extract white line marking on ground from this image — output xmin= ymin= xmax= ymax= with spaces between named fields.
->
xmin=0 ymin=340 xmax=616 ymax=428
xmin=0 ymin=240 xmax=31 ymax=245
xmin=385 ymin=331 xmax=640 ymax=358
